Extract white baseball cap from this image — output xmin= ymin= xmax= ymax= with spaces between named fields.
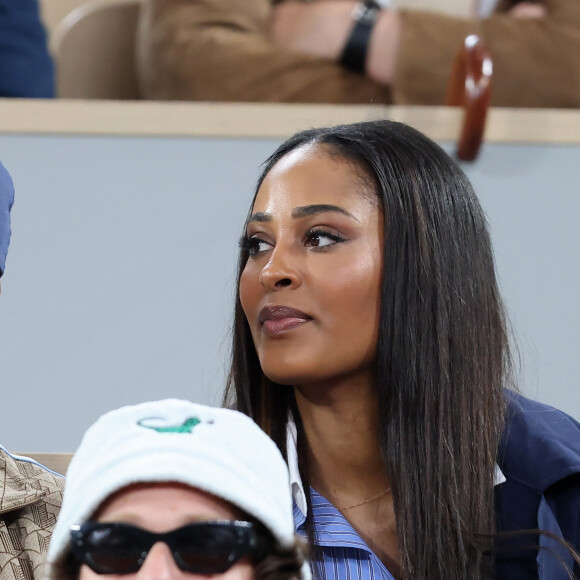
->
xmin=45 ymin=399 xmax=306 ymax=578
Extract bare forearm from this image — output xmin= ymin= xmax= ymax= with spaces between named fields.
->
xmin=366 ymin=9 xmax=400 ymax=85
xmin=269 ymin=1 xmax=401 ymax=85
xmin=268 ymin=1 xmax=354 ymax=60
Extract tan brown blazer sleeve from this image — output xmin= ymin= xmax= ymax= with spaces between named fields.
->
xmin=137 ymin=0 xmax=392 ymax=103
xmin=394 ymin=0 xmax=580 ymax=107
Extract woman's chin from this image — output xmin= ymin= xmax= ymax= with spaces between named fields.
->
xmin=260 ymin=362 xmax=320 ymax=388
xmin=262 ymin=369 xmax=303 ymax=386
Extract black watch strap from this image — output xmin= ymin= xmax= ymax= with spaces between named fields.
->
xmin=340 ymin=0 xmax=383 ymax=73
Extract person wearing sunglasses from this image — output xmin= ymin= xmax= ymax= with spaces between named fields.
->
xmin=43 ymin=399 xmax=309 ymax=579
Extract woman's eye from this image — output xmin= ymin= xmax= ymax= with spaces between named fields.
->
xmin=304 ymin=229 xmax=345 ymax=249
xmin=240 ymin=235 xmax=272 ymax=256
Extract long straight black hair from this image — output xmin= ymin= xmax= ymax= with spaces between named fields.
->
xmin=224 ymin=120 xmax=510 ymax=579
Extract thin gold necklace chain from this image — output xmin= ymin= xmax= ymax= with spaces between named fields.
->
xmin=335 ymin=487 xmax=392 ymax=512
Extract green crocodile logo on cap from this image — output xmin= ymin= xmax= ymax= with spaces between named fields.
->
xmin=137 ymin=416 xmax=202 ymax=433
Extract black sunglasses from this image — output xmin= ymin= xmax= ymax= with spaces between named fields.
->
xmin=69 ymin=520 xmax=269 ymax=575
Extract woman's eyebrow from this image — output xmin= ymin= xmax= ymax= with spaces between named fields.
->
xmin=247 ymin=204 xmax=358 ymax=223
xmin=292 ymin=204 xmax=358 ymax=220
xmin=248 ymin=212 xmax=271 ymax=223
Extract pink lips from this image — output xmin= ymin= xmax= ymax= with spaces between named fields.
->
xmin=259 ymin=305 xmax=312 ymax=337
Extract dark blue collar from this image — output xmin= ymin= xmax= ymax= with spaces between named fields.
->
xmin=498 ymin=390 xmax=580 ymax=491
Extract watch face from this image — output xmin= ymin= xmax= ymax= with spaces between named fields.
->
xmin=374 ymin=0 xmax=393 ymax=7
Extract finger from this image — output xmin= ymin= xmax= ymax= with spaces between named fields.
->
xmin=508 ymin=2 xmax=548 ymax=18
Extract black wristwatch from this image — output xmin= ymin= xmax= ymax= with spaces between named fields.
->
xmin=340 ymin=0 xmax=384 ymax=73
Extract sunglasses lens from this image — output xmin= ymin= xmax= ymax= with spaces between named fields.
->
xmin=81 ymin=525 xmax=146 ymax=574
xmin=89 ymin=552 xmax=142 ymax=574
xmin=177 ymin=552 xmax=234 ymax=574
xmin=173 ymin=524 xmax=251 ymax=574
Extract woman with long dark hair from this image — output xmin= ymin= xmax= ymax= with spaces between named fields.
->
xmin=225 ymin=120 xmax=580 ymax=580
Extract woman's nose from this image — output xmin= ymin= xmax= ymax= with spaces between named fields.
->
xmin=258 ymin=245 xmax=302 ymax=290
xmin=136 ymin=542 xmax=182 ymax=580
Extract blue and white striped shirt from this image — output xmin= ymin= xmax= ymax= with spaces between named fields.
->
xmin=287 ymin=423 xmax=396 ymax=579
xmin=293 ymin=489 xmax=396 ymax=580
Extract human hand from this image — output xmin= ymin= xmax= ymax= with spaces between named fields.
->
xmin=269 ymin=1 xmax=356 ymax=60
xmin=508 ymin=2 xmax=547 ymax=18
xmin=269 ymin=1 xmax=400 ymax=86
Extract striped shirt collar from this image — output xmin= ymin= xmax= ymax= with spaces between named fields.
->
xmin=287 ymin=420 xmax=506 ymax=518
xmin=292 ymin=491 xmax=399 ymax=579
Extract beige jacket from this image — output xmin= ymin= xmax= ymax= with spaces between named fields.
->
xmin=137 ymin=0 xmax=580 ymax=107
xmin=0 ymin=450 xmax=64 ymax=580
